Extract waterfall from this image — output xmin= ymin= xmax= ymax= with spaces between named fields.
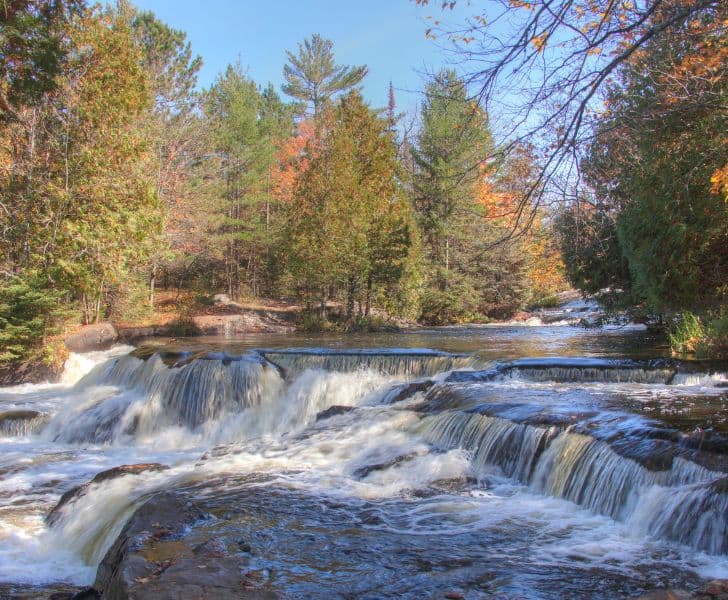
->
xmin=446 ymin=357 xmax=727 ymax=386
xmin=418 ymin=409 xmax=726 ymax=554
xmin=261 ymin=349 xmax=475 ymax=378
xmin=0 ymin=410 xmax=49 ymax=436
xmin=418 ymin=411 xmax=555 ymax=482
xmin=43 ymin=352 xmax=286 ymax=444
xmin=628 ymin=476 xmax=728 ymax=554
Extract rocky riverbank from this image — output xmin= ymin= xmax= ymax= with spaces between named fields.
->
xmin=39 ymin=478 xmax=728 ymax=600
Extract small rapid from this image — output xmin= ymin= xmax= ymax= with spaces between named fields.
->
xmin=0 ymin=335 xmax=726 ymax=598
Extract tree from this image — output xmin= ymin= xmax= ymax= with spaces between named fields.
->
xmin=0 ymin=5 xmax=163 ymax=325
xmin=130 ymin=8 xmax=204 ymax=306
xmin=578 ymin=8 xmax=727 ymax=315
xmin=413 ymin=70 xmax=491 ymax=276
xmin=282 ymin=34 xmax=367 ymax=117
xmin=0 ymin=0 xmax=81 ymax=120
xmin=203 ymin=64 xmax=293 ymax=298
xmin=282 ymin=91 xmax=416 ymax=320
xmin=415 ymin=0 xmax=724 ymax=236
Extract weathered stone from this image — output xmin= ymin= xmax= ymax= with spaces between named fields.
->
xmin=696 ymin=579 xmax=728 ymax=599
xmin=47 ymin=464 xmax=169 ymax=526
xmin=93 ymin=491 xmax=277 ymax=600
xmin=384 ymin=380 xmax=435 ymax=405
xmin=0 ymin=409 xmax=41 ymax=421
xmin=48 ymin=587 xmax=101 ymax=599
xmin=117 ymin=326 xmax=170 ymax=343
xmin=352 ymin=453 xmax=418 ymax=479
xmin=315 ymin=405 xmax=355 ymax=422
xmin=633 ymin=590 xmax=692 ymax=600
xmin=64 ymin=323 xmax=118 ymax=353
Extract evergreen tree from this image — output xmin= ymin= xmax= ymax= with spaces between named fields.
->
xmin=204 ymin=64 xmax=293 ymax=298
xmin=282 ymin=34 xmax=367 ymax=117
xmin=578 ymin=8 xmax=727 ymax=315
xmin=130 ymin=8 xmax=203 ymax=306
xmin=282 ymin=91 xmax=416 ymax=320
xmin=0 ymin=0 xmax=81 ymax=120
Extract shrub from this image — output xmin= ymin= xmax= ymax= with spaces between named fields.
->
xmin=0 ymin=274 xmax=68 ymax=366
xmin=669 ymin=311 xmax=728 ymax=359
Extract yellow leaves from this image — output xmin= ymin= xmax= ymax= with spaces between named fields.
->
xmin=509 ymin=0 xmax=535 ymax=9
xmin=710 ymin=164 xmax=728 ymax=201
xmin=531 ymin=32 xmax=548 ymax=52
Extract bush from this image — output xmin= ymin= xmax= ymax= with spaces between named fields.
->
xmin=107 ymin=277 xmax=155 ymax=324
xmin=528 ymin=294 xmax=562 ymax=310
xmin=300 ymin=312 xmax=336 ymax=333
xmin=166 ymin=314 xmax=201 ymax=337
xmin=0 ymin=274 xmax=68 ymax=366
xmin=669 ymin=311 xmax=728 ymax=359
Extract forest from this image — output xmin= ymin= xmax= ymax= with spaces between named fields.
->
xmin=0 ymin=0 xmax=726 ymax=372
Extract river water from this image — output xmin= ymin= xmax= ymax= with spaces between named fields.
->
xmin=0 ymin=320 xmax=726 ymax=599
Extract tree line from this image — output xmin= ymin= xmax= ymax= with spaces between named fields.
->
xmin=0 ymin=0 xmax=566 ymax=369
xmin=420 ymin=0 xmax=726 ymax=357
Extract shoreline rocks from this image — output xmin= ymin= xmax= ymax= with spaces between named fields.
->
xmin=64 ymin=323 xmax=119 ymax=353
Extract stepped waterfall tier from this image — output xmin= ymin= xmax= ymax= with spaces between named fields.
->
xmin=0 ymin=327 xmax=726 ymax=599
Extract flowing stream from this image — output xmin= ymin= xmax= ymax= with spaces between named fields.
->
xmin=0 ymin=322 xmax=727 ymax=598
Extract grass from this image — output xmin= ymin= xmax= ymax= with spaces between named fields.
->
xmin=669 ymin=311 xmax=728 ymax=359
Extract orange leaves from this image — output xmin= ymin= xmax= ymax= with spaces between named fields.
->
xmin=509 ymin=0 xmax=535 ymax=10
xmin=711 ymin=165 xmax=728 ymax=201
xmin=530 ymin=32 xmax=549 ymax=52
xmin=270 ymin=120 xmax=315 ymax=204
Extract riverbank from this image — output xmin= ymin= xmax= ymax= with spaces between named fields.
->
xmin=0 ymin=290 xmax=600 ymax=386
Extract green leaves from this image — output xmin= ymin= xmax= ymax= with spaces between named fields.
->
xmin=282 ymin=91 xmax=415 ymax=317
xmin=0 ymin=274 xmax=66 ymax=364
xmin=282 ymin=34 xmax=368 ymax=116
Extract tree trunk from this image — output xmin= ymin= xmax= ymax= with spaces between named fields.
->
xmin=149 ymin=263 xmax=157 ymax=308
xmin=320 ymin=290 xmax=327 ymax=321
xmin=346 ymin=276 xmax=356 ymax=321
xmin=365 ymin=275 xmax=373 ymax=317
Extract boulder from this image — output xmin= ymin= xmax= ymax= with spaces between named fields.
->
xmin=695 ymin=580 xmax=728 ymax=599
xmin=315 ymin=405 xmax=355 ymax=422
xmin=64 ymin=323 xmax=118 ymax=353
xmin=93 ymin=491 xmax=277 ymax=600
xmin=383 ymin=380 xmax=435 ymax=405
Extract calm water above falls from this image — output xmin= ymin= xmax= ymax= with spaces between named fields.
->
xmin=0 ymin=323 xmax=727 ymax=599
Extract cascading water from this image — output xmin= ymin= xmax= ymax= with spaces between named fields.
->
xmin=260 ymin=348 xmax=477 ymax=378
xmin=43 ymin=352 xmax=287 ymax=444
xmin=1 ymin=334 xmax=727 ymax=599
xmin=418 ymin=376 xmax=728 ymax=555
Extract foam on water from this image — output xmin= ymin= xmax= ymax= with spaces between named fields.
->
xmin=0 ymin=343 xmax=726 ymax=593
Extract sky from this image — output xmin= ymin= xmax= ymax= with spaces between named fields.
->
xmin=131 ymin=0 xmax=473 ymax=116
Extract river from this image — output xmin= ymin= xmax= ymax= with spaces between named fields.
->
xmin=0 ymin=319 xmax=726 ymax=598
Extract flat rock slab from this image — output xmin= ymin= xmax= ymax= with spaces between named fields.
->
xmin=94 ymin=491 xmax=277 ymax=600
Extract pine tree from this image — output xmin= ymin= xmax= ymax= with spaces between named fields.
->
xmin=282 ymin=91 xmax=416 ymax=320
xmin=282 ymin=34 xmax=367 ymax=117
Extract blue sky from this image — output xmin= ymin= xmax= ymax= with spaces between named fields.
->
xmin=131 ymin=0 xmax=472 ymax=115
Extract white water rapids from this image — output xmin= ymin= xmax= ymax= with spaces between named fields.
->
xmin=0 ymin=338 xmax=727 ymax=598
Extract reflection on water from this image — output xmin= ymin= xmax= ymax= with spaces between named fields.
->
xmin=143 ymin=323 xmax=666 ymax=359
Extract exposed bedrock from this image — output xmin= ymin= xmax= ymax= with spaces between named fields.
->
xmin=93 ymin=491 xmax=277 ymax=600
